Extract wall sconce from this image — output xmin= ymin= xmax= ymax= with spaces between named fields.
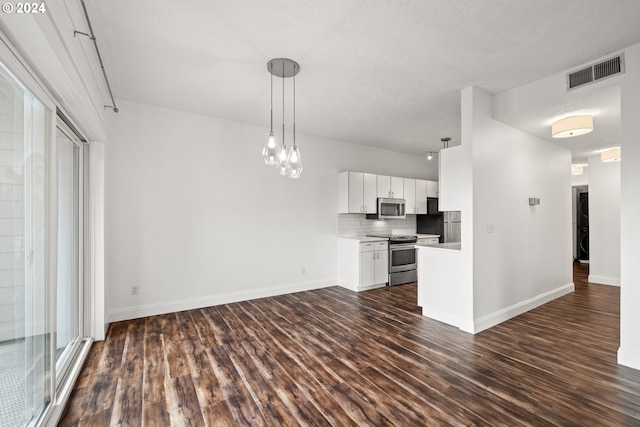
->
xmin=529 ymin=198 xmax=540 ymax=206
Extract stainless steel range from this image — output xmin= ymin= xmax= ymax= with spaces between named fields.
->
xmin=366 ymin=234 xmax=418 ymax=286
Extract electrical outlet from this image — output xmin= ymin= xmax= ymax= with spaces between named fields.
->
xmin=131 ymin=286 xmax=139 ymax=295
xmin=301 ymin=267 xmax=306 ymax=275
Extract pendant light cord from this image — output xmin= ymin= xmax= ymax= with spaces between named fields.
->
xmin=282 ymin=61 xmax=285 ymax=146
xmin=269 ymin=62 xmax=273 ymax=132
xmin=293 ymin=65 xmax=296 ymax=147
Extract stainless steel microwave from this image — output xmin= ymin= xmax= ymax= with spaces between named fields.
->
xmin=367 ymin=198 xmax=406 ymax=220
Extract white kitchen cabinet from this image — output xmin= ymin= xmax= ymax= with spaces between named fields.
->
xmin=338 ymin=171 xmax=377 ymax=213
xmin=426 ymin=180 xmax=439 ymax=198
xmin=337 ymin=239 xmax=388 ymax=291
xmin=416 ymin=179 xmax=428 ymax=213
xmin=373 ymin=242 xmax=389 ymax=285
xmin=404 ymin=178 xmax=416 ymax=213
xmin=404 ymin=178 xmax=428 ymax=214
xmin=391 ymin=176 xmax=404 ymax=199
xmin=377 ymin=175 xmax=404 ymax=199
xmin=377 ymin=175 xmax=391 ymax=198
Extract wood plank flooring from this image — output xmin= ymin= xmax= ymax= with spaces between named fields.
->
xmin=60 ymin=262 xmax=640 ymax=426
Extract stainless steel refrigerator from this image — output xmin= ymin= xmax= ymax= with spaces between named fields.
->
xmin=444 ymin=211 xmax=461 ymax=243
xmin=417 ymin=210 xmax=461 ymax=243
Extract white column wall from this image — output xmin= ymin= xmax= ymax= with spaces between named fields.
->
xmin=587 ymin=155 xmax=620 ymax=286
xmin=619 ymin=42 xmax=640 ymax=370
xmin=470 ymin=87 xmax=573 ymax=332
xmin=88 ymin=141 xmax=106 ymax=340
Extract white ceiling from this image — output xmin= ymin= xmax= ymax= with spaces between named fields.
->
xmin=89 ymin=0 xmax=640 ymax=160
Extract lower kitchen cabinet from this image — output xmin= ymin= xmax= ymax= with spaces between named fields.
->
xmin=337 ymin=238 xmax=388 ymax=291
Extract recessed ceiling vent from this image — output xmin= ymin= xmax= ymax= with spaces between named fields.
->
xmin=567 ymin=54 xmax=625 ymax=91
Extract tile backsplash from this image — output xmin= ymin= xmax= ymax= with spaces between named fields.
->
xmin=337 ymin=214 xmax=417 ymax=237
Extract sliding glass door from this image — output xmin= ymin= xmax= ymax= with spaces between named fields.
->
xmin=0 ymin=58 xmax=51 ymax=427
xmin=0 ymin=46 xmax=89 ymax=425
xmin=54 ymin=125 xmax=83 ymax=383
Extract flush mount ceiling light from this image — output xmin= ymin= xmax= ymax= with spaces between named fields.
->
xmin=551 ymin=115 xmax=593 ymax=138
xmin=261 ymin=58 xmax=302 ymax=178
xmin=571 ymin=165 xmax=584 ymax=175
xmin=601 ymin=147 xmax=621 ymax=162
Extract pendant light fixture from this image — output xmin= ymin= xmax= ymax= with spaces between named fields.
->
xmin=262 ymin=58 xmax=302 ymax=178
xmin=286 ymin=67 xmax=303 ymax=178
xmin=262 ymin=62 xmax=278 ymax=165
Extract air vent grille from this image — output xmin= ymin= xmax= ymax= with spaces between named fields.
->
xmin=568 ymin=67 xmax=593 ymax=88
xmin=593 ymin=56 xmax=622 ymax=80
xmin=567 ymin=54 xmax=625 ymax=91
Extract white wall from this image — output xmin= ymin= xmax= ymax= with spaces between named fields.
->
xmin=422 ymin=87 xmax=573 ymax=334
xmin=106 ymin=99 xmax=436 ymax=322
xmin=619 ymin=42 xmax=640 ymax=370
xmin=587 ymin=155 xmax=620 ymax=285
xmin=470 ymin=87 xmax=573 ymax=331
xmin=571 ymin=168 xmax=589 ymax=187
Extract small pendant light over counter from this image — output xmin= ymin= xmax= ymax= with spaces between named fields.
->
xmin=261 ymin=58 xmax=303 ymax=178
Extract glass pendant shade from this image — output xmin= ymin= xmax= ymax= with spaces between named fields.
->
xmin=262 ymin=131 xmax=279 ymax=165
xmin=276 ymin=144 xmax=288 ymax=175
xmin=286 ymin=145 xmax=303 ymax=178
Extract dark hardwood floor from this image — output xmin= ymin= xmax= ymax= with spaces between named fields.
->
xmin=60 ymin=262 xmax=640 ymax=426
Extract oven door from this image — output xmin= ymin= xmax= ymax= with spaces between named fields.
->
xmin=389 ymin=243 xmax=417 ymax=273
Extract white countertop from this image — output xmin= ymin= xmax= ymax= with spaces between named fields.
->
xmin=339 ymin=234 xmax=441 ymax=242
xmin=338 ymin=236 xmax=388 ymax=242
xmin=416 ymin=241 xmax=461 ymax=251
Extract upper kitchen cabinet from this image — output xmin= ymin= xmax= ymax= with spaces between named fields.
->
xmin=416 ymin=179 xmax=428 ymax=213
xmin=338 ymin=171 xmax=377 ymax=213
xmin=426 ymin=180 xmax=439 ymax=198
xmin=404 ymin=178 xmax=428 ymax=214
xmin=377 ymin=175 xmax=404 ymax=199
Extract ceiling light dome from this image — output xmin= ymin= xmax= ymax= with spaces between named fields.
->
xmin=601 ymin=148 xmax=621 ymax=162
xmin=551 ymin=115 xmax=593 ymax=138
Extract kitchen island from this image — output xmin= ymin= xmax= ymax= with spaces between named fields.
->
xmin=416 ymin=241 xmax=473 ymax=332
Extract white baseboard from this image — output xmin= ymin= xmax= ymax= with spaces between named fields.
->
xmin=472 ymin=282 xmax=575 ymax=334
xmin=588 ymin=274 xmax=620 ymax=286
xmin=106 ymin=278 xmax=335 ymax=323
xmin=421 ymin=306 xmax=464 ymax=330
xmin=618 ymin=346 xmax=640 ymax=371
xmin=336 ymin=280 xmax=358 ymax=292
